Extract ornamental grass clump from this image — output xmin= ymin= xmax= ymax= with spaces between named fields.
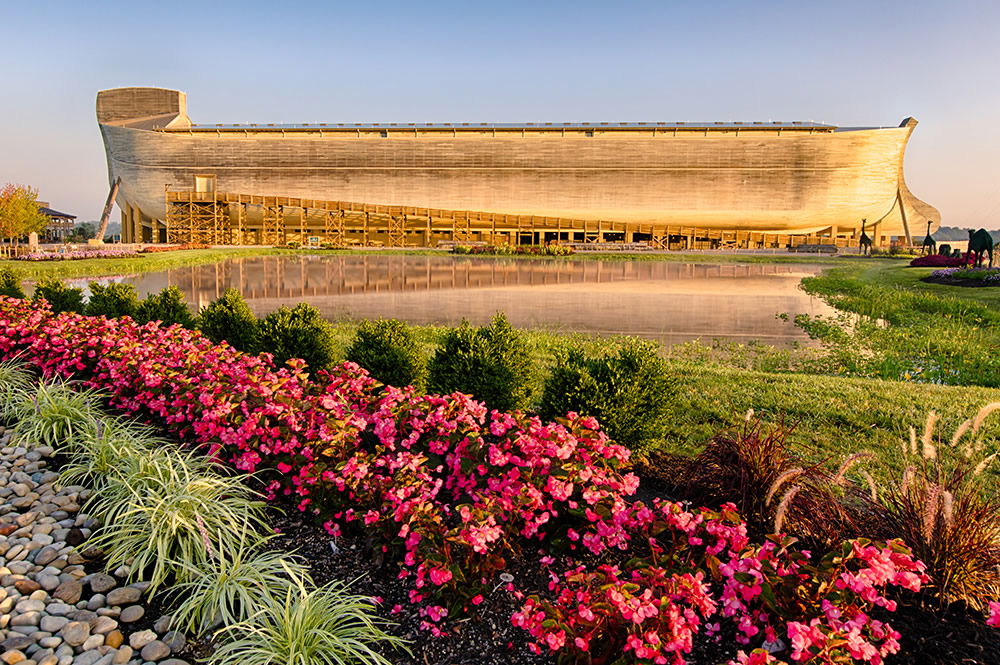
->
xmin=197 ymin=288 xmax=260 ymax=352
xmin=168 ymin=535 xmax=312 ymax=635
xmin=135 ymin=285 xmax=196 ymax=328
xmin=88 ymin=447 xmax=269 ymax=592
xmin=32 ymin=277 xmax=85 ymax=314
xmin=58 ymin=417 xmax=161 ymax=492
xmin=346 ymin=318 xmax=425 ymax=390
xmin=86 ymin=281 xmax=139 ymax=319
xmin=208 ymin=572 xmax=407 ymax=665
xmin=258 ymin=302 xmax=337 ymax=371
xmin=0 ymin=357 xmax=33 ymax=420
xmin=428 ymin=313 xmax=533 ymax=411
xmin=539 ymin=337 xmax=676 ymax=452
xmin=11 ymin=380 xmax=102 ymax=450
xmin=679 ymin=418 xmax=875 ymax=546
xmin=879 ymin=405 xmax=1000 ymax=612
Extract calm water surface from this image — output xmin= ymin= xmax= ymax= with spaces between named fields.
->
xmin=86 ymin=255 xmax=835 ymax=345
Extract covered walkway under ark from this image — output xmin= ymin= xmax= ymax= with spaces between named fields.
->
xmin=123 ymin=181 xmax=907 ymax=250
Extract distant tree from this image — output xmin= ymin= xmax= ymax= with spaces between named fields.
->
xmin=68 ymin=222 xmax=97 ymax=242
xmin=0 ymin=184 xmax=49 ymax=243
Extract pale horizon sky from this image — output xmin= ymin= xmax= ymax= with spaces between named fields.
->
xmin=2 ymin=0 xmax=999 ymax=228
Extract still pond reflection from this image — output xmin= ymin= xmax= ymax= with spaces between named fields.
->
xmin=89 ymin=254 xmax=834 ymax=345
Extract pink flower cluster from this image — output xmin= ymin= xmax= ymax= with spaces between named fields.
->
xmin=19 ymin=249 xmax=140 ymax=261
xmin=0 ymin=297 xmax=640 ymax=614
xmin=514 ymin=502 xmax=749 ymax=665
xmin=515 ymin=503 xmax=930 ymax=665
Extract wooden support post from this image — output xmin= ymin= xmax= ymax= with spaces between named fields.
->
xmin=896 ymin=189 xmax=912 ymax=247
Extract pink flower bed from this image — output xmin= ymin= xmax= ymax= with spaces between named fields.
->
xmin=0 ymin=296 xmax=985 ymax=664
xmin=19 ymin=249 xmax=140 ymax=261
xmin=908 ymin=254 xmax=966 ymax=268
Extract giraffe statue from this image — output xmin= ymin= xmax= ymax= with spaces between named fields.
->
xmin=921 ymin=220 xmax=937 ymax=255
xmin=859 ymin=219 xmax=873 ymax=256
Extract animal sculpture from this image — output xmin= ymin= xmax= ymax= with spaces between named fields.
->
xmin=859 ymin=219 xmax=873 ymax=256
xmin=967 ymin=228 xmax=995 ymax=267
xmin=921 ymin=220 xmax=937 ymax=255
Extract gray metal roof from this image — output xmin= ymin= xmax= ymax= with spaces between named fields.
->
xmin=178 ymin=120 xmax=839 ymax=131
xmin=38 ymin=207 xmax=76 ymax=220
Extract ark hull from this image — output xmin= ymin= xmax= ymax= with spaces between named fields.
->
xmin=97 ymin=87 xmax=939 ymax=247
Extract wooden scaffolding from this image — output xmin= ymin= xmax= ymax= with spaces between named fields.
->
xmin=163 ymin=187 xmax=859 ymax=249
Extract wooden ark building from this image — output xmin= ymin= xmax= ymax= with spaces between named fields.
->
xmin=97 ymin=87 xmax=939 ymax=249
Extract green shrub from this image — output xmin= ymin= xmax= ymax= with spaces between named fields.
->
xmin=198 ymin=288 xmax=260 ymax=352
xmin=428 ymin=313 xmax=533 ymax=411
xmin=32 ymin=277 xmax=85 ymax=314
xmin=88 ymin=447 xmax=268 ymax=592
xmin=11 ymin=381 xmax=101 ymax=449
xmin=208 ymin=575 xmax=406 ymax=665
xmin=0 ymin=268 xmax=25 ymax=299
xmin=538 ymin=338 xmax=676 ymax=452
xmin=346 ymin=319 xmax=425 ymax=389
xmin=135 ymin=286 xmax=195 ymax=328
xmin=169 ymin=545 xmax=312 ymax=635
xmin=257 ymin=303 xmax=336 ymax=371
xmin=86 ymin=282 xmax=139 ymax=319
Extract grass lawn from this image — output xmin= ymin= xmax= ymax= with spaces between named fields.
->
xmin=0 ymin=248 xmax=302 ymax=280
xmin=669 ymin=364 xmax=1000 ymax=482
xmin=841 ymin=259 xmax=1000 ymax=308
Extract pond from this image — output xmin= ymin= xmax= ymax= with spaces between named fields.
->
xmin=83 ymin=254 xmax=835 ymax=345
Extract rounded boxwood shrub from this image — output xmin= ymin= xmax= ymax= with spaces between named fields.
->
xmin=346 ymin=319 xmax=425 ymax=390
xmin=0 ymin=268 xmax=25 ymax=299
xmin=198 ymin=288 xmax=260 ymax=353
xmin=86 ymin=282 xmax=139 ymax=319
xmin=135 ymin=286 xmax=196 ymax=328
xmin=428 ymin=313 xmax=533 ymax=412
xmin=32 ymin=277 xmax=85 ymax=314
xmin=538 ymin=338 xmax=676 ymax=452
xmin=257 ymin=303 xmax=336 ymax=371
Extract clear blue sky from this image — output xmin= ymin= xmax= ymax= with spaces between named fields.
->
xmin=3 ymin=0 xmax=999 ymax=227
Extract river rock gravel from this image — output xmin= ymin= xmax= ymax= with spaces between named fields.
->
xmin=0 ymin=427 xmax=191 ymax=665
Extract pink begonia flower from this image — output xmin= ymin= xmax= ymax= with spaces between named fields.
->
xmin=988 ymin=601 xmax=1000 ymax=628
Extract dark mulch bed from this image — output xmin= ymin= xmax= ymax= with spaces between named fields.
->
xmin=885 ymin=601 xmax=1000 ymax=665
xmin=265 ymin=509 xmax=551 ymax=665
xmin=921 ymin=276 xmax=1000 ymax=288
xmin=264 ymin=500 xmax=1000 ymax=665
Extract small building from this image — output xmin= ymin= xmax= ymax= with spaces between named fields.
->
xmin=37 ymin=202 xmax=77 ymax=241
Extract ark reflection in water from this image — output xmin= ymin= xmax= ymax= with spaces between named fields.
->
xmin=102 ymin=255 xmax=835 ymax=345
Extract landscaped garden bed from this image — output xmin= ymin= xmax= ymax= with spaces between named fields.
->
xmin=923 ymin=266 xmax=1000 ymax=287
xmin=19 ymin=249 xmax=141 ymax=262
xmin=0 ymin=294 xmax=997 ymax=665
